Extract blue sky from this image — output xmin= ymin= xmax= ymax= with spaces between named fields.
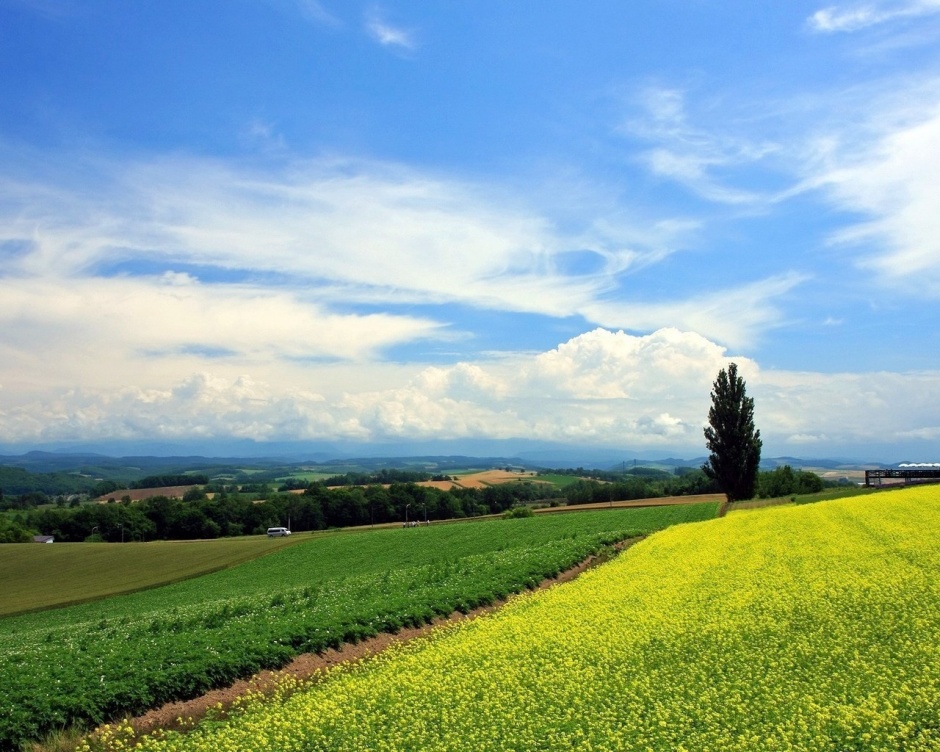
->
xmin=1 ymin=0 xmax=940 ymax=461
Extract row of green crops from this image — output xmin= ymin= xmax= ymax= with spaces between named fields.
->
xmin=0 ymin=503 xmax=718 ymax=750
xmin=90 ymin=486 xmax=940 ymax=752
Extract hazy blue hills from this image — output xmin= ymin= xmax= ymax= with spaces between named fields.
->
xmin=0 ymin=449 xmax=893 ymax=478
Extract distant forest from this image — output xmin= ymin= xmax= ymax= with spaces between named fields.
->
xmin=0 ymin=462 xmax=825 ymax=543
xmin=0 ymin=469 xmax=719 ymax=543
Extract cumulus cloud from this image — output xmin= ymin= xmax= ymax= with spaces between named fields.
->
xmin=2 ymin=375 xmax=331 ymax=444
xmin=5 ymin=325 xmax=939 ymax=458
xmin=524 ymin=328 xmax=734 ymax=401
xmin=0 ymin=328 xmax=727 ymax=446
xmin=7 ymin=139 xmax=936 ymax=455
xmin=0 ymin=148 xmax=817 ymax=449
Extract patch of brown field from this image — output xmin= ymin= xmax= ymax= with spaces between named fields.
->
xmin=426 ymin=468 xmax=547 ymax=490
xmin=339 ymin=471 xmax=544 ymax=492
xmin=87 ymin=538 xmax=640 ymax=747
xmin=94 ymin=486 xmax=197 ymax=503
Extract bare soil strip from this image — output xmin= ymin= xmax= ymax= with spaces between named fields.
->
xmin=119 ymin=538 xmax=640 ymax=742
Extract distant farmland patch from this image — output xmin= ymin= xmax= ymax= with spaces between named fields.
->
xmin=94 ymin=485 xmax=197 ymax=502
xmin=418 ymin=468 xmax=548 ymax=490
xmin=532 ymin=472 xmax=593 ymax=489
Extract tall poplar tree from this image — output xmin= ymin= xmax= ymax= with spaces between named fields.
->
xmin=702 ymin=362 xmax=762 ymax=501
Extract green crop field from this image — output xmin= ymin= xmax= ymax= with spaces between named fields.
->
xmin=0 ymin=503 xmax=717 ymax=750
xmin=0 ymin=536 xmax=305 ymax=617
xmin=532 ymin=473 xmax=588 ymax=488
xmin=281 ymin=471 xmax=335 ymax=483
xmin=89 ymin=485 xmax=940 ymax=752
xmin=793 ymin=484 xmax=888 ymax=504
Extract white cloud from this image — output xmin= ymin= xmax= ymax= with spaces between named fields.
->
xmin=0 ymin=150 xmax=699 ymax=323
xmin=581 ymin=273 xmax=806 ymax=350
xmin=752 ymin=367 xmax=940 ymax=455
xmin=642 ymin=148 xmax=763 ymax=205
xmin=0 ymin=328 xmax=729 ymax=446
xmin=4 ymin=152 xmax=812 ymax=446
xmin=809 ymin=0 xmax=940 ymax=32
xmin=364 ymin=7 xmax=415 ymax=50
xmin=0 ymin=275 xmax=443 ymax=399
xmin=0 ymin=145 xmax=808 ymax=414
xmin=623 ymin=86 xmax=778 ymax=205
xmin=525 ymin=328 xmax=735 ymax=401
xmin=9 ymin=141 xmax=929 ymax=453
xmin=293 ymin=0 xmax=340 ymax=26
xmin=813 ymin=102 xmax=940 ymax=292
xmin=239 ymin=119 xmax=288 ymax=153
xmin=3 ymin=326 xmax=940 ymax=458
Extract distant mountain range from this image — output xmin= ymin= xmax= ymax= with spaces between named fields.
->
xmin=0 ymin=448 xmax=897 ymax=476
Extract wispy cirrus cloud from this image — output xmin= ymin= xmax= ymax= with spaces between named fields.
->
xmin=0 ymin=151 xmax=684 ymax=319
xmin=0 ymin=146 xmax=813 ymax=446
xmin=810 ymin=99 xmax=940 ymax=293
xmin=808 ymin=0 xmax=940 ymax=32
xmin=364 ymin=6 xmax=415 ymax=51
xmin=623 ymin=86 xmax=779 ymax=205
xmin=581 ymin=273 xmax=807 ymax=350
xmin=275 ymin=0 xmax=341 ymax=27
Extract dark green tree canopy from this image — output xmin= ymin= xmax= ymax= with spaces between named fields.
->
xmin=702 ymin=362 xmax=762 ymax=501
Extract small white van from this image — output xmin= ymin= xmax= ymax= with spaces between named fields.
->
xmin=266 ymin=527 xmax=292 ymax=537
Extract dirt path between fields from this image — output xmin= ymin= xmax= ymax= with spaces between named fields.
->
xmin=120 ymin=538 xmax=640 ymax=742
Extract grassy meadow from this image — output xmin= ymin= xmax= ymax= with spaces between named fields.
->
xmin=0 ymin=503 xmax=718 ymax=750
xmin=82 ymin=485 xmax=940 ymax=752
xmin=529 ymin=472 xmax=589 ymax=488
xmin=0 ymin=535 xmax=305 ymax=617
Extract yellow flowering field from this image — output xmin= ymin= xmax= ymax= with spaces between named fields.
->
xmin=89 ymin=486 xmax=940 ymax=751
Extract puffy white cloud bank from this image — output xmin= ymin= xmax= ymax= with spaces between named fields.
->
xmin=3 ymin=326 xmax=940 ymax=459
